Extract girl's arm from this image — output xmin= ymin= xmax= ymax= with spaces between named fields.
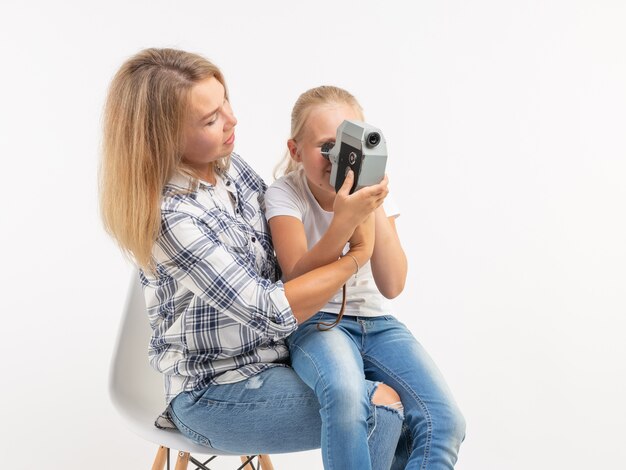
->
xmin=370 ymin=205 xmax=408 ymax=298
xmin=269 ymin=172 xmax=387 ymax=282
xmin=269 ymin=215 xmax=353 ymax=281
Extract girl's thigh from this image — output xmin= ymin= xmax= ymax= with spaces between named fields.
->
xmin=363 ymin=317 xmax=466 ymax=468
xmin=169 ymin=366 xmax=322 ymax=454
xmin=287 ymin=312 xmax=366 ymax=391
xmin=362 ymin=317 xmax=460 ymax=412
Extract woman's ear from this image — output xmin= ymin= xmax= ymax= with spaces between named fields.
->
xmin=287 ymin=139 xmax=301 ymax=162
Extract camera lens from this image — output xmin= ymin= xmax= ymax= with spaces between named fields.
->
xmin=366 ymin=132 xmax=381 ymax=148
xmin=320 ymin=142 xmax=334 ymax=159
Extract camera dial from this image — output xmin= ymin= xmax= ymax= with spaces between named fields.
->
xmin=366 ymin=132 xmax=381 ymax=148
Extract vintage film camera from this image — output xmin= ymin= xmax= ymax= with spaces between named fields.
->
xmin=321 ymin=120 xmax=387 ymax=194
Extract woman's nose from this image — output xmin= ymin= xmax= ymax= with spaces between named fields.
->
xmin=224 ymin=104 xmax=237 ymax=129
xmin=227 ymin=109 xmax=237 ymax=128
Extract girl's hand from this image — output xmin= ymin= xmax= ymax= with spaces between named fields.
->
xmin=333 ymin=171 xmax=389 ymax=231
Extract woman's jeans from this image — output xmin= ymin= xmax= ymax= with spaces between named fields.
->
xmin=288 ymin=312 xmax=466 ymax=470
xmin=169 ymin=365 xmax=403 ymax=470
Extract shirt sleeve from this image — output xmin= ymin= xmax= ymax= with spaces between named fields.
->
xmin=153 ymin=209 xmax=297 ymax=341
xmin=383 ymin=190 xmax=401 ymax=219
xmin=264 ymin=177 xmax=305 ymax=221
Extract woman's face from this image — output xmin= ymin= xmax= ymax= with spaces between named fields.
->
xmin=182 ymin=76 xmax=237 ymax=181
xmin=290 ymin=103 xmax=361 ymax=201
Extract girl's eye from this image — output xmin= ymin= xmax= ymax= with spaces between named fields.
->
xmin=320 ymin=142 xmax=335 ymax=154
xmin=206 ymin=117 xmax=218 ymax=126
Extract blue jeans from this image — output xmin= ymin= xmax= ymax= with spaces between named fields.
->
xmin=288 ymin=312 xmax=466 ymax=470
xmin=169 ymin=366 xmax=402 ymax=469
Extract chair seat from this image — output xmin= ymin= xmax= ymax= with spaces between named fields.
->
xmin=111 ymin=389 xmax=240 ymax=456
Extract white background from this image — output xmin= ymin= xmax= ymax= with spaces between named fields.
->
xmin=1 ymin=1 xmax=625 ymax=469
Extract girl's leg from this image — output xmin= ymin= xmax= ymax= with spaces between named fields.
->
xmin=360 ymin=316 xmax=466 ymax=470
xmin=369 ymin=384 xmax=406 ymax=470
xmin=288 ymin=312 xmax=403 ymax=470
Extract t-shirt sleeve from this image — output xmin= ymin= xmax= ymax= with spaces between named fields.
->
xmin=383 ymin=188 xmax=401 ymax=219
xmin=265 ymin=176 xmax=306 ymax=221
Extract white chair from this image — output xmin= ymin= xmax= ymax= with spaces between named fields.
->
xmin=109 ymin=272 xmax=274 ymax=470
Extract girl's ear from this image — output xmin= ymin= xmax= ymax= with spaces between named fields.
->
xmin=287 ymin=139 xmax=301 ymax=162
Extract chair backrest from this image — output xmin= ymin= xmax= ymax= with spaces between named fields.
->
xmin=108 ymin=272 xmax=241 ymax=455
xmin=109 ymin=272 xmax=165 ymax=431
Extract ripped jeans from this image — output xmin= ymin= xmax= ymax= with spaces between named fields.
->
xmin=288 ymin=312 xmax=466 ymax=470
xmin=169 ymin=366 xmax=403 ymax=470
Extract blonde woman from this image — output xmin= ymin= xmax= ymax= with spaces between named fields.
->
xmin=100 ymin=48 xmax=403 ymax=468
xmin=265 ymin=86 xmax=466 ymax=469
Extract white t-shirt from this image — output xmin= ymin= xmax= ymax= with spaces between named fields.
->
xmin=265 ymin=168 xmax=400 ymax=317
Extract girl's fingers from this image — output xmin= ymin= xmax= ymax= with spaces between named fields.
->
xmin=337 ymin=169 xmax=354 ymax=197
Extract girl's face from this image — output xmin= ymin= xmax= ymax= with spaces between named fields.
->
xmin=182 ymin=76 xmax=237 ymax=182
xmin=289 ymin=103 xmax=362 ymax=201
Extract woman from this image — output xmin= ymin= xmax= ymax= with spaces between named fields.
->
xmin=266 ymin=85 xmax=466 ymax=469
xmin=100 ymin=48 xmax=403 ymax=469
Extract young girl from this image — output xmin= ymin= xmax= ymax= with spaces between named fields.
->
xmin=100 ymin=49 xmax=403 ymax=468
xmin=265 ymin=86 xmax=466 ymax=469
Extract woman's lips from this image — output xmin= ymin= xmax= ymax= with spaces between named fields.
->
xmin=224 ymin=133 xmax=235 ymax=145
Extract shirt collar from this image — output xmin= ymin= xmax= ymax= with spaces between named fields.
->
xmin=167 ymin=172 xmax=219 ymax=191
xmin=167 ymin=172 xmax=196 ymax=192
xmin=166 ymin=171 xmax=236 ymax=195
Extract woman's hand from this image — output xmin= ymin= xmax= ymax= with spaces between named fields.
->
xmin=333 ymin=170 xmax=389 ymax=232
xmin=347 ymin=213 xmax=376 ymax=267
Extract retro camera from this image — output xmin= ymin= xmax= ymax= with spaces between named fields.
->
xmin=321 ymin=120 xmax=387 ymax=194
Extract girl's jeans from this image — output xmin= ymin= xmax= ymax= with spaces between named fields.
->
xmin=288 ymin=312 xmax=466 ymax=470
xmin=169 ymin=365 xmax=403 ymax=470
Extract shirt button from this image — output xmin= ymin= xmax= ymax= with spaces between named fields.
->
xmin=251 ymin=237 xmax=256 ymax=243
xmin=226 ymin=181 xmax=231 ymax=186
xmin=236 ymin=208 xmax=240 ymax=213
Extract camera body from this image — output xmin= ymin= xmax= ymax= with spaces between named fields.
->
xmin=321 ymin=120 xmax=387 ymax=194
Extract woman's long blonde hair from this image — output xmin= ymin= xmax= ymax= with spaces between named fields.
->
xmin=100 ymin=48 xmax=227 ymax=270
xmin=274 ymin=85 xmax=364 ymax=178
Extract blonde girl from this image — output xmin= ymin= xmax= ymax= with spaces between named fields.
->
xmin=265 ymin=85 xmax=466 ymax=469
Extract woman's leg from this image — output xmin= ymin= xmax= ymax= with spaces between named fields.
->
xmin=288 ymin=312 xmax=403 ymax=470
xmin=359 ymin=316 xmax=466 ymax=470
xmin=169 ymin=364 xmax=402 ymax=466
xmin=169 ymin=366 xmax=322 ymax=453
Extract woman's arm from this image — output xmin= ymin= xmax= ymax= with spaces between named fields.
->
xmin=156 ymin=206 xmax=374 ymax=339
xmin=370 ymin=206 xmax=407 ymax=298
xmin=284 ymin=214 xmax=375 ymax=322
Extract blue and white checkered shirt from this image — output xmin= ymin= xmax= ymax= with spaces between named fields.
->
xmin=140 ymin=153 xmax=297 ymax=428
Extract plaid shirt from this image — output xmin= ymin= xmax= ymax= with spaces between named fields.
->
xmin=140 ymin=153 xmax=297 ymax=428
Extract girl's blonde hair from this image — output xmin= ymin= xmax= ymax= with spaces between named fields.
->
xmin=274 ymin=85 xmax=364 ymax=178
xmin=100 ymin=48 xmax=228 ymax=270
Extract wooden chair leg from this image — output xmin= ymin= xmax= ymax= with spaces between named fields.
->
xmin=258 ymin=454 xmax=275 ymax=470
xmin=240 ymin=456 xmax=255 ymax=470
xmin=175 ymin=451 xmax=190 ymax=470
xmin=152 ymin=446 xmax=168 ymax=470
